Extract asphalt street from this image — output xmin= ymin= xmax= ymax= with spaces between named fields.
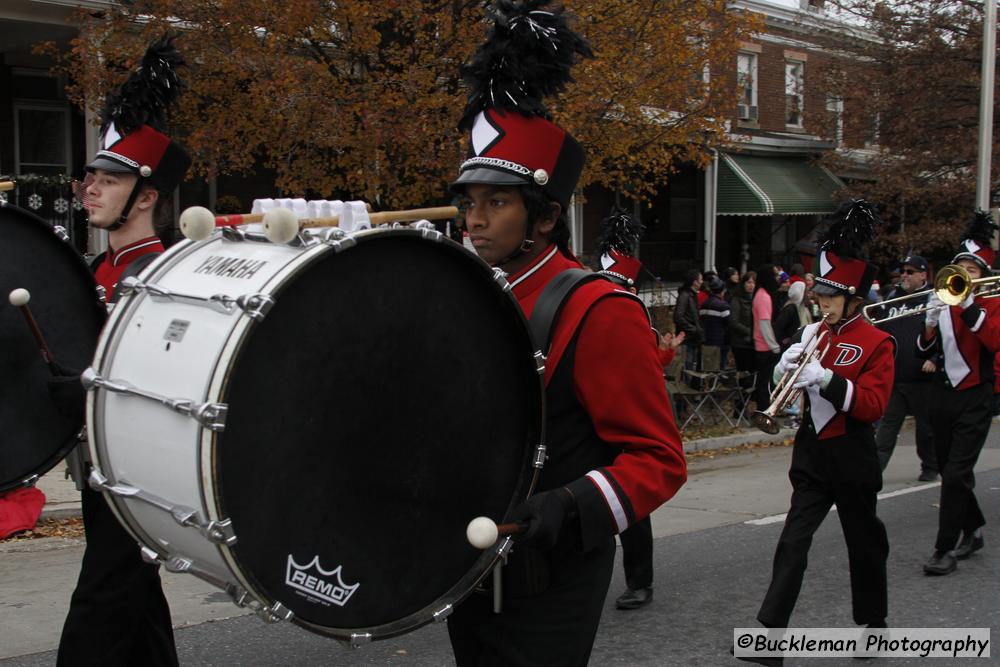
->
xmin=2 ymin=424 xmax=998 ymax=666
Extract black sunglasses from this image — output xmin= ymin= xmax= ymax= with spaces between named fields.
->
xmin=902 ymin=268 xmax=923 ymax=275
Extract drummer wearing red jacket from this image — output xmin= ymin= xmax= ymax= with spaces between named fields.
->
xmin=446 ymin=4 xmax=686 ymax=664
xmin=738 ymin=202 xmax=893 ymax=665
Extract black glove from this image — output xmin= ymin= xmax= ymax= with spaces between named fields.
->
xmin=509 ymin=487 xmax=577 ymax=550
xmin=46 ymin=363 xmax=85 ymax=422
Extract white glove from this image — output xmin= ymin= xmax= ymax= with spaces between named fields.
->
xmin=960 ymin=292 xmax=975 ymax=310
xmin=792 ymin=358 xmax=826 ymax=390
xmin=924 ymin=292 xmax=943 ymax=328
xmin=775 ymin=342 xmax=806 ymax=376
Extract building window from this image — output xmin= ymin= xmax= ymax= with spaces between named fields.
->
xmin=785 ymin=61 xmax=805 ymax=127
xmin=14 ymin=103 xmax=71 ymax=176
xmin=737 ymin=52 xmax=758 ymax=122
xmin=826 ymin=95 xmax=844 ymax=146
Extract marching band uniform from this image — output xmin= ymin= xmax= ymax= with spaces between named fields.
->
xmin=446 ymin=4 xmax=686 ymax=664
xmin=917 ymin=214 xmax=998 ymax=575
xmin=750 ymin=202 xmax=893 ymax=641
xmin=53 ymin=36 xmax=191 ymax=666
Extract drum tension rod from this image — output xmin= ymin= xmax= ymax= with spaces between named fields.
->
xmin=89 ymin=468 xmax=237 ymax=545
xmin=82 ymin=367 xmax=229 ymax=432
xmin=120 ymin=276 xmax=276 ymax=322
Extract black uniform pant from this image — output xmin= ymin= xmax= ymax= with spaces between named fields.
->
xmin=758 ymin=430 xmax=888 ymax=627
xmin=874 ymin=381 xmax=937 ymax=473
xmin=57 ymin=487 xmax=178 ymax=667
xmin=447 ymin=538 xmax=616 ymax=666
xmin=619 ymin=516 xmax=653 ymax=590
xmin=927 ymin=381 xmax=990 ymax=553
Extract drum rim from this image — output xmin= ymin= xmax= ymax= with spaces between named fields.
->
xmin=203 ymin=227 xmax=545 ymax=640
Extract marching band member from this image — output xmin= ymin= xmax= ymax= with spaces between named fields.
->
xmin=446 ymin=3 xmax=686 ymax=664
xmin=918 ymin=212 xmax=999 ymax=575
xmin=47 ymin=35 xmax=191 ymax=666
xmin=738 ymin=201 xmax=893 ymax=666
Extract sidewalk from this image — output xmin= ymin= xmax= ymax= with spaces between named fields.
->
xmin=33 ymin=427 xmax=796 ymax=521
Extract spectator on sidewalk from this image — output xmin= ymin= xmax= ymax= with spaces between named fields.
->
xmin=723 ymin=266 xmax=741 ymax=302
xmin=700 ymin=277 xmax=731 ymax=370
xmin=752 ymin=264 xmax=781 ymax=410
xmin=675 ymin=268 xmax=704 ymax=384
xmin=873 ymin=255 xmax=939 ymax=481
xmin=774 ymin=281 xmax=812 ymax=350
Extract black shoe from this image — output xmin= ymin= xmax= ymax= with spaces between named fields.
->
xmin=615 ymin=587 xmax=653 ymax=610
xmin=953 ymin=529 xmax=984 ymax=560
xmin=917 ymin=470 xmax=939 ymax=482
xmin=923 ymin=550 xmax=957 ymax=575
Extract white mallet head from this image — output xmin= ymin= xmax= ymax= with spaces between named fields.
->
xmin=466 ymin=516 xmax=499 ymax=549
xmin=263 ymin=207 xmax=300 ymax=244
xmin=179 ymin=206 xmax=217 ymax=241
xmin=8 ymin=288 xmax=30 ymax=307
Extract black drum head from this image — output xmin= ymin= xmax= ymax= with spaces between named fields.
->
xmin=216 ymin=231 xmax=542 ymax=639
xmin=0 ymin=204 xmax=105 ymax=491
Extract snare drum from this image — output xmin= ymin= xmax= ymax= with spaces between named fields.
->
xmin=0 ymin=203 xmax=105 ymax=491
xmin=86 ymin=225 xmax=544 ymax=642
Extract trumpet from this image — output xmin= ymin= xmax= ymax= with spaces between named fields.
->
xmin=863 ymin=264 xmax=1000 ymax=324
xmin=751 ymin=315 xmax=830 ymax=435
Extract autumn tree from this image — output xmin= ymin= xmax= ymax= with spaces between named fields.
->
xmin=44 ymin=1 xmax=756 ymax=208
xmin=812 ymin=1 xmax=999 ymax=264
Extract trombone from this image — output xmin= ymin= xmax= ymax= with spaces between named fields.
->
xmin=751 ymin=315 xmax=830 ymax=435
xmin=863 ymin=264 xmax=1000 ymax=324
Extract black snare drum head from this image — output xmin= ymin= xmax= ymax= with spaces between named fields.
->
xmin=0 ymin=204 xmax=105 ymax=491
xmin=216 ymin=230 xmax=542 ymax=639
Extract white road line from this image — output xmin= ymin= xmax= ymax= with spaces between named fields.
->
xmin=743 ymin=481 xmax=941 ymax=526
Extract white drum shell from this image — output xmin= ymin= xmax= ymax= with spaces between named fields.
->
xmin=88 ymin=234 xmax=328 ymax=595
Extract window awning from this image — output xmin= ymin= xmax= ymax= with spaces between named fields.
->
xmin=717 ymin=152 xmax=844 ymax=216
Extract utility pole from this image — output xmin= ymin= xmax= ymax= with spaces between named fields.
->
xmin=976 ymin=0 xmax=997 ymax=213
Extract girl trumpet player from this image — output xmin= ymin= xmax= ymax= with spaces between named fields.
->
xmin=737 ymin=201 xmax=894 ymax=666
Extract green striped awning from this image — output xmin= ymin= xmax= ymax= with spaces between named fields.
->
xmin=717 ymin=152 xmax=843 ymax=216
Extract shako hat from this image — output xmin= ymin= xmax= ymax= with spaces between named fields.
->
xmin=812 ymin=199 xmax=881 ymax=297
xmin=450 ymin=1 xmax=592 ymax=208
xmin=86 ymin=34 xmax=191 ymax=194
xmin=952 ymin=210 xmax=998 ymax=272
xmin=596 ymin=209 xmax=644 ymax=287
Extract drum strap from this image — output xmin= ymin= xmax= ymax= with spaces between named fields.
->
xmin=529 ymin=269 xmax=606 ymax=355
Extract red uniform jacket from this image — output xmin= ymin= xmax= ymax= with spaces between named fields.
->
xmin=508 ymin=245 xmax=687 ymax=547
xmin=798 ymin=314 xmax=894 ymax=439
xmin=917 ymin=297 xmax=1000 ymax=390
xmin=93 ymin=236 xmax=164 ymax=301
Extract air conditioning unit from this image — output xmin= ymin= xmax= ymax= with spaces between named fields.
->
xmin=738 ymin=104 xmax=758 ymax=121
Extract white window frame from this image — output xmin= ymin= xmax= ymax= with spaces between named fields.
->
xmin=737 ymin=52 xmax=758 ymax=122
xmin=785 ymin=60 xmax=805 ymax=128
xmin=826 ymin=95 xmax=844 ymax=146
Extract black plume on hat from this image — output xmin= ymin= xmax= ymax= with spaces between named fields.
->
xmin=817 ymin=199 xmax=881 ymax=259
xmin=99 ymin=33 xmax=185 ymax=137
xmin=458 ymin=0 xmax=593 ymax=131
xmin=596 ymin=208 xmax=645 ymax=258
xmin=962 ymin=210 xmax=998 ymax=246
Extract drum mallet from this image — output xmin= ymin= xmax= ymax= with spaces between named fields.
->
xmin=8 ymin=288 xmax=60 ymax=374
xmin=0 ymin=181 xmax=14 ymax=192
xmin=258 ymin=206 xmax=462 ymax=244
xmin=466 ymin=516 xmax=528 ymax=549
xmin=178 ymin=202 xmax=374 ymax=241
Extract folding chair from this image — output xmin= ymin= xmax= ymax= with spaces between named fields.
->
xmin=686 ymin=346 xmax=738 ymax=427
xmin=664 ymin=348 xmax=711 ymax=431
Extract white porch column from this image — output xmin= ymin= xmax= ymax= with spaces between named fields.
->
xmin=703 ymin=150 xmax=719 ymax=273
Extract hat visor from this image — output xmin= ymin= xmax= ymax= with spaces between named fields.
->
xmin=85 ymin=155 xmax=138 ymax=175
xmin=810 ymin=281 xmax=847 ymax=296
xmin=449 ymin=166 xmax=530 ymax=194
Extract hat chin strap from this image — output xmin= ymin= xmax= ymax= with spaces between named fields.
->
xmin=105 ymin=178 xmax=144 ymax=232
xmin=493 ymin=225 xmax=536 ymax=268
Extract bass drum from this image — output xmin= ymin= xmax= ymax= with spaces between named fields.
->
xmin=87 ymin=225 xmax=544 ymax=642
xmin=0 ymin=203 xmax=105 ymax=491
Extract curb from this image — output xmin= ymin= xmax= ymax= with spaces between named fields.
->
xmin=37 ymin=429 xmax=797 ymax=522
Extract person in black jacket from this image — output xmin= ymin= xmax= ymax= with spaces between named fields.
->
xmin=675 ymin=268 xmax=704 ymax=384
xmin=874 ymin=255 xmax=939 ymax=481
